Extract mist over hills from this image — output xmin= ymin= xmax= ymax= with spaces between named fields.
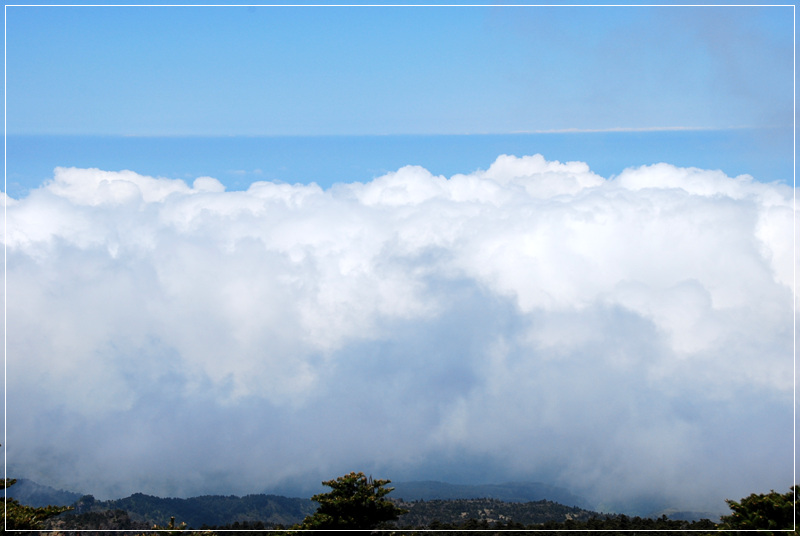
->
xmin=8 ymin=476 xmax=723 ymax=526
xmin=8 ymin=478 xmax=586 ymax=509
xmin=5 ymin=478 xmax=83 ymax=508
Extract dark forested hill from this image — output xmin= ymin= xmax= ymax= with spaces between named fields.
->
xmin=40 ymin=490 xmax=723 ymax=532
xmin=44 ymin=491 xmax=601 ymax=530
xmin=64 ymin=492 xmax=316 ymax=528
xmin=390 ymin=480 xmax=590 ymax=508
xmin=5 ymin=478 xmax=83 ymax=507
xmin=23 ymin=476 xmax=726 ymax=531
xmin=51 ymin=494 xmax=604 ymax=530
xmin=45 ymin=508 xmax=151 ymax=533
xmin=393 ymin=497 xmax=598 ymax=527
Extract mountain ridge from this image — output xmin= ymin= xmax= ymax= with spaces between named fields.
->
xmin=9 ymin=477 xmax=721 ymax=526
xmin=389 ymin=480 xmax=591 ymax=509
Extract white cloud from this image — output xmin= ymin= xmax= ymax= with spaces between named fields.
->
xmin=4 ymin=155 xmax=795 ymax=512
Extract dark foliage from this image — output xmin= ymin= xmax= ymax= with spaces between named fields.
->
xmin=198 ymin=519 xmax=283 ymax=535
xmin=65 ymin=491 xmax=316 ymax=528
xmin=4 ymin=477 xmax=83 ymax=508
xmin=390 ymin=514 xmax=718 ymax=535
xmin=44 ymin=508 xmax=150 ymax=533
xmin=297 ymin=471 xmax=408 ymax=530
xmin=9 ymin=463 xmax=795 ymax=536
xmin=718 ymin=485 xmax=798 ymax=534
xmin=2 ymin=477 xmax=73 ymax=533
xmin=390 ymin=480 xmax=589 ymax=507
xmin=393 ymin=497 xmax=598 ymax=527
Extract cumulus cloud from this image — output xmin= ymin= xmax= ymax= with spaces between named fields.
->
xmin=3 ymin=156 xmax=795 ymax=513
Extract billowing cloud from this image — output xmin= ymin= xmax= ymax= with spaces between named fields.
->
xmin=3 ymin=155 xmax=795 ymax=514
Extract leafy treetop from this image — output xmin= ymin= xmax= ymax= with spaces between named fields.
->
xmin=2 ymin=478 xmax=74 ymax=532
xmin=298 ymin=471 xmax=408 ymax=530
xmin=719 ymin=485 xmax=797 ymax=534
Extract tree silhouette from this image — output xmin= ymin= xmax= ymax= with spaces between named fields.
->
xmin=719 ymin=485 xmax=798 ymax=534
xmin=1 ymin=443 xmax=73 ymax=532
xmin=1 ymin=443 xmax=74 ymax=534
xmin=298 ymin=471 xmax=407 ymax=530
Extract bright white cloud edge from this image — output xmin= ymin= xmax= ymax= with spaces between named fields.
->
xmin=3 ymin=154 xmax=795 ymax=514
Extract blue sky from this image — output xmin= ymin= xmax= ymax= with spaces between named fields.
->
xmin=5 ymin=4 xmax=794 ymax=135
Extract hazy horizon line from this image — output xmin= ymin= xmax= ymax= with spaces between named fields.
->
xmin=4 ymin=125 xmax=786 ymax=139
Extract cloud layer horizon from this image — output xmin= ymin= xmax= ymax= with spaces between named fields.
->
xmin=4 ymin=154 xmax=795 ymax=513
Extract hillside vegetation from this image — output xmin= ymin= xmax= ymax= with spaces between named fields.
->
xmin=393 ymin=497 xmax=599 ymax=527
xmin=51 ymin=492 xmax=316 ymax=528
xmin=4 ymin=469 xmax=794 ymax=535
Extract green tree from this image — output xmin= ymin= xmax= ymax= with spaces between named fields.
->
xmin=719 ymin=485 xmax=798 ymax=534
xmin=2 ymin=477 xmax=73 ymax=532
xmin=298 ymin=471 xmax=408 ymax=530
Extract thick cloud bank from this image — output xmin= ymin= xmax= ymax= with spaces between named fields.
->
xmin=4 ymin=155 xmax=795 ymax=513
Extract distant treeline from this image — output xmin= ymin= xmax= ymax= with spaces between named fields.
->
xmin=44 ymin=494 xmax=718 ymax=534
xmin=393 ymin=497 xmax=600 ymax=527
xmin=167 ymin=513 xmax=719 ymax=536
xmin=19 ymin=475 xmax=796 ymax=535
xmin=47 ymin=492 xmax=316 ymax=529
